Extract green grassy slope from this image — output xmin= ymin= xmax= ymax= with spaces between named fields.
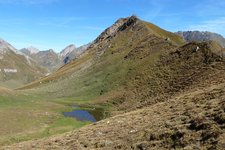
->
xmin=15 ymin=16 xmax=225 ymax=119
xmin=0 ymin=49 xmax=47 ymax=89
xmin=144 ymin=21 xmax=185 ymax=46
xmin=0 ymin=92 xmax=91 ymax=147
xmin=3 ymin=21 xmax=225 ymax=149
xmin=6 ymin=81 xmax=225 ymax=150
xmin=18 ymin=16 xmax=184 ymax=101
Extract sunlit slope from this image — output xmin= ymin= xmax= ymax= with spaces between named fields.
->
xmin=18 ymin=16 xmax=184 ymax=100
xmin=18 ymin=16 xmax=225 ymax=114
xmin=5 ymin=35 xmax=225 ymax=150
xmin=144 ymin=21 xmax=185 ymax=46
xmin=0 ymin=49 xmax=47 ymax=88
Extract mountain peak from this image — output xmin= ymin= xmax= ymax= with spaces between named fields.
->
xmin=48 ymin=49 xmax=54 ymax=52
xmin=118 ymin=15 xmax=138 ymax=31
xmin=20 ymin=46 xmax=39 ymax=55
xmin=116 ymin=15 xmax=139 ymax=24
xmin=28 ymin=46 xmax=39 ymax=53
xmin=60 ymin=44 xmax=76 ymax=57
xmin=92 ymin=15 xmax=139 ymax=46
xmin=67 ymin=44 xmax=76 ymax=48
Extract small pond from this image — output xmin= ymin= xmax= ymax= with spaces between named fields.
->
xmin=63 ymin=106 xmax=105 ymax=122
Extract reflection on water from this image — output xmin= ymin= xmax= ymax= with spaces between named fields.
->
xmin=63 ymin=109 xmax=96 ymax=122
xmin=63 ymin=106 xmax=105 ymax=122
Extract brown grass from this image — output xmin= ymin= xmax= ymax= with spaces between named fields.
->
xmin=3 ymin=80 xmax=224 ymax=150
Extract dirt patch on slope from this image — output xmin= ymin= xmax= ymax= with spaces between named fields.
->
xmin=0 ymin=87 xmax=14 ymax=95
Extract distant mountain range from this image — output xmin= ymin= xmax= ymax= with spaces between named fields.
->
xmin=1 ymin=25 xmax=225 ymax=89
xmin=0 ymin=39 xmax=47 ymax=88
xmin=175 ymin=31 xmax=225 ymax=47
xmin=0 ymin=38 xmax=89 ymax=88
xmin=19 ymin=44 xmax=89 ymax=71
xmin=29 ymin=49 xmax=61 ymax=72
xmin=2 ymin=30 xmax=224 ymax=75
xmin=60 ymin=43 xmax=90 ymax=64
xmin=20 ymin=46 xmax=39 ymax=55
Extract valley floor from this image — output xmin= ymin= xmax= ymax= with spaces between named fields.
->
xmin=2 ymin=81 xmax=225 ymax=149
xmin=0 ymin=92 xmax=100 ymax=147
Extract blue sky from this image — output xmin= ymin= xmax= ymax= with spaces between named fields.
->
xmin=0 ymin=0 xmax=225 ymax=52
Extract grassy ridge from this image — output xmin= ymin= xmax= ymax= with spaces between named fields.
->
xmin=18 ymin=18 xmax=183 ymax=101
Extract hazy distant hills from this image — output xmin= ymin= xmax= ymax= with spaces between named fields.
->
xmin=20 ymin=46 xmax=39 ymax=55
xmin=20 ymin=44 xmax=89 ymax=72
xmin=30 ymin=49 xmax=61 ymax=72
xmin=176 ymin=31 xmax=225 ymax=47
xmin=0 ymin=38 xmax=18 ymax=52
xmin=60 ymin=43 xmax=90 ymax=64
xmin=59 ymin=44 xmax=76 ymax=58
xmin=0 ymin=38 xmax=89 ymax=88
xmin=0 ymin=39 xmax=47 ymax=88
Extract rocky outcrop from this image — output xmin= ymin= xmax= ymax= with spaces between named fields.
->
xmin=118 ymin=15 xmax=138 ymax=31
xmin=92 ymin=15 xmax=138 ymax=45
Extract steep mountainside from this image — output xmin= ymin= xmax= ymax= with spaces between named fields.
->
xmin=19 ymin=16 xmax=185 ymax=97
xmin=31 ymin=49 xmax=61 ymax=72
xmin=60 ymin=44 xmax=90 ymax=65
xmin=0 ymin=39 xmax=17 ymax=52
xmin=59 ymin=44 xmax=76 ymax=58
xmin=6 ymin=16 xmax=225 ymax=149
xmin=20 ymin=44 xmax=90 ymax=72
xmin=0 ymin=39 xmax=47 ymax=88
xmin=20 ymin=47 xmax=61 ymax=72
xmin=176 ymin=31 xmax=225 ymax=47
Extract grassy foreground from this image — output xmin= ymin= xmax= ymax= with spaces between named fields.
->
xmin=0 ymin=91 xmax=100 ymax=146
